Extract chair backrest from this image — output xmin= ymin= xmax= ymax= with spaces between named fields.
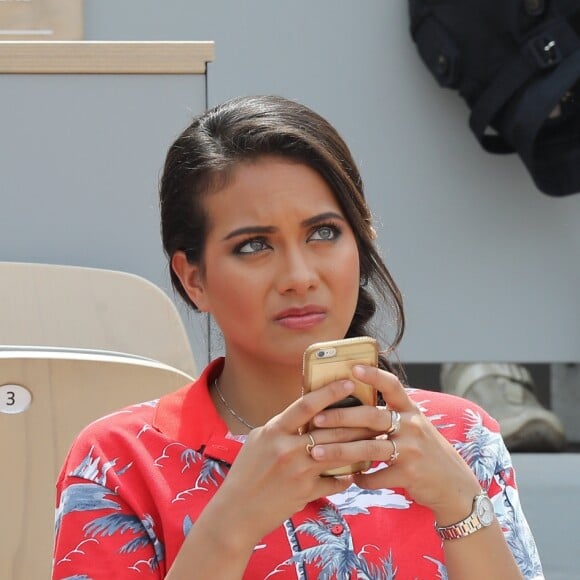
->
xmin=0 ymin=348 xmax=194 ymax=580
xmin=0 ymin=261 xmax=197 ymax=377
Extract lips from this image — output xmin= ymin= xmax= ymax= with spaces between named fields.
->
xmin=274 ymin=305 xmax=327 ymax=330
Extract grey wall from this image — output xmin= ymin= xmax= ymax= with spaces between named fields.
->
xmin=0 ymin=73 xmax=210 ymax=363
xmin=512 ymin=453 xmax=579 ymax=579
xmin=84 ymin=0 xmax=580 ymax=364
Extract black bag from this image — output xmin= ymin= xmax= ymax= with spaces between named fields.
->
xmin=408 ymin=0 xmax=580 ymax=197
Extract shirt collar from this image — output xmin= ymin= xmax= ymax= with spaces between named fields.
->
xmin=153 ymin=357 xmax=242 ymax=464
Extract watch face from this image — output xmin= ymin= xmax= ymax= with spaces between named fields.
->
xmin=476 ymin=494 xmax=495 ymax=527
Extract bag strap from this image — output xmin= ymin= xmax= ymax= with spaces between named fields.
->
xmin=469 ymin=18 xmax=580 ymax=152
xmin=508 ymin=47 xmax=580 ymax=166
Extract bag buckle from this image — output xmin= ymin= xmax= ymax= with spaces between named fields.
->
xmin=525 ymin=35 xmax=562 ymax=69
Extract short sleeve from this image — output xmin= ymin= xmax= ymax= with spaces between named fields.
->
xmin=488 ymin=437 xmax=544 ymax=580
xmin=52 ymin=475 xmax=163 ymax=579
xmin=432 ymin=394 xmax=545 ymax=580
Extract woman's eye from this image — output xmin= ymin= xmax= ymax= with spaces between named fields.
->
xmin=236 ymin=238 xmax=269 ymax=254
xmin=309 ymin=224 xmax=340 ymax=241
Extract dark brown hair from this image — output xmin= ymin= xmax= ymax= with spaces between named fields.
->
xmin=159 ymin=95 xmax=405 ymax=370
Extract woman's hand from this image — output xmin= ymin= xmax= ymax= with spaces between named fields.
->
xmin=308 ymin=365 xmax=482 ymax=525
xmin=211 ymin=378 xmax=377 ymax=548
xmin=170 ymin=379 xmax=381 ymax=579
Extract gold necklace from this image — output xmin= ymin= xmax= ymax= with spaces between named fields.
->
xmin=213 ymin=379 xmax=257 ymax=430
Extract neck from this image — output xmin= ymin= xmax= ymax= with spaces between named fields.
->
xmin=213 ymin=352 xmax=303 ymax=433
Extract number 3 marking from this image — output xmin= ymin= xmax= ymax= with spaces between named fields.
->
xmin=0 ymin=384 xmax=32 ymax=414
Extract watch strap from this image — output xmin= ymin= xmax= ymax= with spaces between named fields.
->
xmin=435 ymin=491 xmax=492 ymax=541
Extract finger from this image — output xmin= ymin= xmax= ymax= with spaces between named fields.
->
xmin=306 ymin=426 xmax=377 ymax=446
xmin=352 ymin=365 xmax=415 ymax=411
xmin=309 ymin=436 xmax=401 ymax=465
xmin=273 ymin=379 xmax=355 ymax=433
xmin=312 ymin=404 xmax=398 ymax=432
xmin=351 ymin=437 xmax=402 ymax=490
xmin=314 ymin=474 xmax=355 ymax=497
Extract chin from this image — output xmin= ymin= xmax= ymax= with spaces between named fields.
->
xmin=293 ymin=329 xmax=347 ymax=353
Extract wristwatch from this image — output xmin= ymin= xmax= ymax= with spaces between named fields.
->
xmin=435 ymin=491 xmax=495 ymax=540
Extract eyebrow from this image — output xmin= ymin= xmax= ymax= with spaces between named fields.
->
xmin=222 ymin=211 xmax=346 ymax=241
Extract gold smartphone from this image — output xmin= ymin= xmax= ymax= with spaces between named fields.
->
xmin=303 ymin=336 xmax=378 ymax=476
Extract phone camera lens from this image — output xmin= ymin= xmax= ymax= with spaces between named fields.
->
xmin=316 ymin=350 xmax=325 ymax=358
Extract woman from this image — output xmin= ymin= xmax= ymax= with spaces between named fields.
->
xmin=52 ymin=96 xmax=542 ymax=579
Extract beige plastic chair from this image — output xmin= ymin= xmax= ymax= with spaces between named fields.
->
xmin=0 ymin=262 xmax=197 ymax=578
xmin=0 ymin=348 xmax=194 ymax=580
xmin=0 ymin=261 xmax=197 ymax=377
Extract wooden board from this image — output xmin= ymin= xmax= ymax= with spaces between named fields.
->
xmin=0 ymin=40 xmax=215 ymax=73
xmin=0 ymin=0 xmax=83 ymax=40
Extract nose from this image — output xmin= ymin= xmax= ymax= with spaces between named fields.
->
xmin=275 ymin=246 xmax=319 ymax=295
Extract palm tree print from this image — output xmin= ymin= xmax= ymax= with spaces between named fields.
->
xmin=69 ymin=446 xmax=130 ymax=487
xmin=55 ymin=448 xmax=166 ymax=572
xmin=281 ymin=518 xmax=307 ymax=579
xmin=55 ymin=482 xmax=122 ymax=532
xmin=195 ymin=456 xmax=228 ymax=487
xmin=423 ymin=555 xmax=448 ymax=579
xmin=452 ymin=408 xmax=508 ymax=488
xmin=496 ymin=482 xmax=543 ymax=578
xmin=273 ymin=505 xmax=397 ymax=580
xmin=172 ymin=456 xmax=227 ymax=502
xmin=81 ymin=512 xmax=163 ymax=561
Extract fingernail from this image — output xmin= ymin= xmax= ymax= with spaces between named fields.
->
xmin=352 ymin=365 xmax=365 ymax=377
xmin=312 ymin=446 xmax=324 ymax=459
xmin=343 ymin=379 xmax=355 ymax=392
xmin=313 ymin=414 xmax=326 ymax=426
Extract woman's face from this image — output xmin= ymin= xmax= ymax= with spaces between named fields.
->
xmin=176 ymin=156 xmax=361 ymax=368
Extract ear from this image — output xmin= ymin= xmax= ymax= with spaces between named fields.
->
xmin=171 ymin=251 xmax=210 ymax=312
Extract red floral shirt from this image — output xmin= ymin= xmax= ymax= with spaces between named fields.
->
xmin=52 ymin=358 xmax=543 ymax=579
